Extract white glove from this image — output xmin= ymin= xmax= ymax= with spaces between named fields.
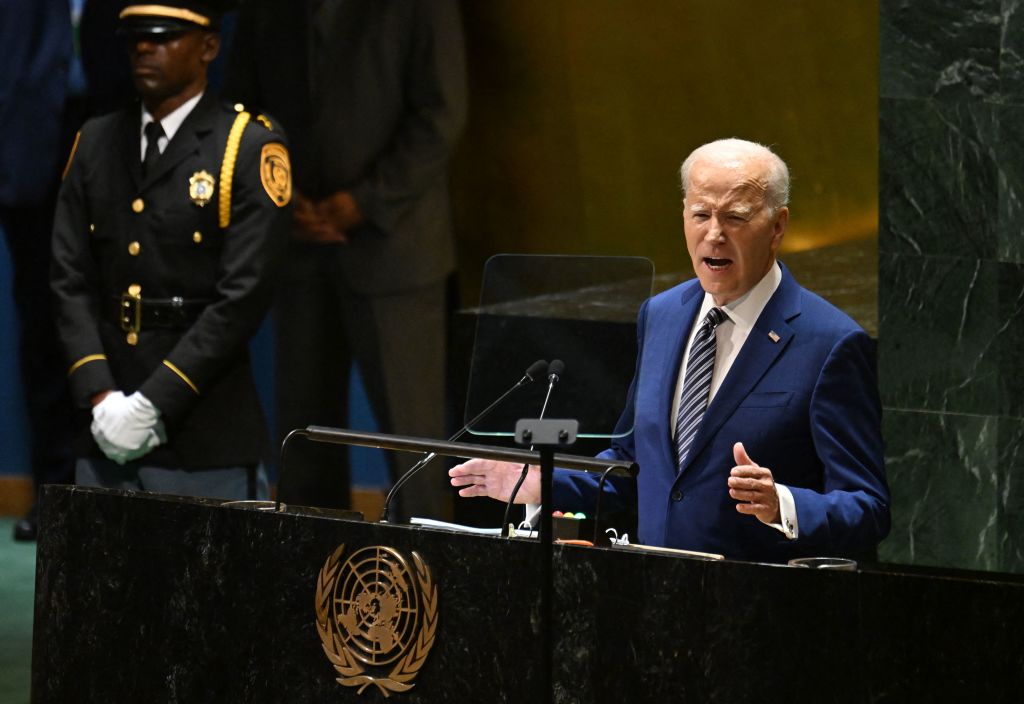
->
xmin=91 ymin=391 xmax=166 ymax=465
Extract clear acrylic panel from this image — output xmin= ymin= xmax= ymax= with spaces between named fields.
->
xmin=464 ymin=254 xmax=654 ymax=438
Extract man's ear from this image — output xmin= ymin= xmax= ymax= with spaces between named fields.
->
xmin=201 ymin=32 xmax=221 ymax=64
xmin=770 ymin=206 xmax=788 ymax=253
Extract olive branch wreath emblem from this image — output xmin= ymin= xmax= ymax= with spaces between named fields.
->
xmin=315 ymin=544 xmax=438 ymax=696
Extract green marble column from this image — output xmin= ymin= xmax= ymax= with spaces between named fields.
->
xmin=880 ymin=0 xmax=1024 ymax=572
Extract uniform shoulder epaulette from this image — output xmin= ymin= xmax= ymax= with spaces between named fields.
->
xmin=228 ymin=102 xmax=273 ymax=131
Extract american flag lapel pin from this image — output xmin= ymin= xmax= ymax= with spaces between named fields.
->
xmin=768 ymin=331 xmax=781 ymax=343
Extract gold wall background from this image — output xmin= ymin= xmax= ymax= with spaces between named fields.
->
xmin=451 ymin=0 xmax=879 ymax=300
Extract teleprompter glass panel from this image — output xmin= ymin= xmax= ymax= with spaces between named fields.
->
xmin=464 ymin=254 xmax=654 ymax=438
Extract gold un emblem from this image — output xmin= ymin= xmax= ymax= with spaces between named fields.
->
xmin=315 ymin=544 xmax=438 ymax=696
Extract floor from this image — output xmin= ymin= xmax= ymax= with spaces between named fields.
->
xmin=0 ymin=518 xmax=34 ymax=704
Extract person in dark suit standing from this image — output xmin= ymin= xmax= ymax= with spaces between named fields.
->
xmin=51 ymin=1 xmax=291 ymax=498
xmin=450 ymin=139 xmax=890 ymax=563
xmin=224 ymin=0 xmax=467 ymax=519
xmin=0 ymin=0 xmax=76 ymax=540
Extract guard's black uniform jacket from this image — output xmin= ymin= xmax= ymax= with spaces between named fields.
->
xmin=52 ymin=93 xmax=291 ymax=467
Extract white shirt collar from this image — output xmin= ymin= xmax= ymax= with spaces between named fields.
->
xmin=141 ymin=91 xmax=204 ymax=144
xmin=696 ymin=260 xmax=782 ymax=334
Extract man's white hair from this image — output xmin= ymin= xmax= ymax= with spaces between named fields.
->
xmin=679 ymin=138 xmax=790 ymax=213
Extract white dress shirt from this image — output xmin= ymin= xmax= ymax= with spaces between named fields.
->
xmin=670 ymin=261 xmax=798 ymax=539
xmin=140 ymin=91 xmax=204 ymax=159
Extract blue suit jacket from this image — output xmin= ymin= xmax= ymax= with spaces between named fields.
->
xmin=0 ymin=0 xmax=70 ymax=207
xmin=554 ymin=263 xmax=891 ymax=562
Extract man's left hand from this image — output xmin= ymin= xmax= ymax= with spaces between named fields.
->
xmin=727 ymin=442 xmax=780 ymax=524
xmin=317 ymin=191 xmax=364 ymax=233
xmin=91 ymin=391 xmax=166 ymax=464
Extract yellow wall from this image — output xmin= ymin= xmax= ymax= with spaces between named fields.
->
xmin=452 ymin=0 xmax=878 ymax=298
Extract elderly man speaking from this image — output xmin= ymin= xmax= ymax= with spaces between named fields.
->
xmin=450 ymin=138 xmax=890 ymax=563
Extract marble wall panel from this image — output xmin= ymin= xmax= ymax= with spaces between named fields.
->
xmin=994 ymin=104 xmax=1024 ymax=262
xmin=998 ymin=0 xmax=1024 ymax=102
xmin=995 ymin=261 xmax=1024 ymax=417
xmin=879 ymin=98 xmax=998 ymax=258
xmin=878 ymin=253 xmax=1001 ymax=414
xmin=879 ymin=0 xmax=1024 ymax=575
xmin=879 ymin=408 xmax=1001 ymax=571
xmin=880 ymin=0 xmax=1001 ymax=101
xmin=997 ymin=415 xmax=1024 ymax=571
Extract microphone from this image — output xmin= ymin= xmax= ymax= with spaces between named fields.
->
xmin=379 ymin=359 xmax=548 ymax=522
xmin=524 ymin=359 xmax=550 ymax=385
xmin=501 ymin=359 xmax=566 ymax=535
xmin=546 ymin=359 xmax=565 ymax=385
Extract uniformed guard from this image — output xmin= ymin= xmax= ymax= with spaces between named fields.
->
xmin=51 ymin=1 xmax=292 ymax=498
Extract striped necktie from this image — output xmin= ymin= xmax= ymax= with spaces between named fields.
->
xmin=675 ymin=307 xmax=727 ymax=470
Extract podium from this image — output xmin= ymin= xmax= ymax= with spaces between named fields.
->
xmin=33 ymin=484 xmax=1024 ymax=703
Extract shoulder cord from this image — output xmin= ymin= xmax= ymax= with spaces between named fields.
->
xmin=218 ymin=111 xmax=251 ymax=229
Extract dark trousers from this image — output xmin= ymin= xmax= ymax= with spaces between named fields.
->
xmin=1 ymin=203 xmax=75 ymax=497
xmin=75 ymin=457 xmax=267 ymax=500
xmin=275 ymin=245 xmax=451 ymax=521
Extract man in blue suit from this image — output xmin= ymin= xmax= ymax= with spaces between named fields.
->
xmin=0 ymin=0 xmax=76 ymax=541
xmin=450 ymin=138 xmax=890 ymax=563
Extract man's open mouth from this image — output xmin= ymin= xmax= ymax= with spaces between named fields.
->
xmin=704 ymin=257 xmax=732 ymax=270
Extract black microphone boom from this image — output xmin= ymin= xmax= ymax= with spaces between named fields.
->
xmin=379 ymin=359 xmax=548 ymax=522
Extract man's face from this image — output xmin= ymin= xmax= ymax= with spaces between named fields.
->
xmin=127 ymin=29 xmax=218 ymax=106
xmin=682 ymin=155 xmax=788 ymax=306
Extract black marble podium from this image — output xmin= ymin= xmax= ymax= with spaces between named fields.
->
xmin=33 ymin=486 xmax=1024 ymax=703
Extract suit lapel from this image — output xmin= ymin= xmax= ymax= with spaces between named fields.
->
xmin=654 ymin=284 xmax=703 ymax=475
xmin=141 ymin=93 xmax=217 ymax=190
xmin=678 ymin=264 xmax=802 ymax=474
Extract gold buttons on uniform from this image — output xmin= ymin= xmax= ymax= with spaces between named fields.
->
xmin=126 ymin=331 xmax=138 ymax=346
xmin=193 ymin=231 xmax=203 ymax=244
xmin=234 ymin=103 xmax=245 ymax=112
xmin=132 ymin=198 xmax=145 ymax=213
xmin=89 ymin=223 xmax=96 ymax=233
xmin=128 ymin=241 xmax=141 ymax=256
xmin=128 ymin=283 xmax=141 ymax=296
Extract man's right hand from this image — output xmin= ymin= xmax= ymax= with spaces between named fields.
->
xmin=448 ymin=459 xmax=541 ymax=504
xmin=292 ymin=191 xmax=347 ymax=244
xmin=91 ymin=391 xmax=166 ymax=465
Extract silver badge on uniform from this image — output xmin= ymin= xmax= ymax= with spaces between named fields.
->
xmin=189 ymin=170 xmax=215 ymax=207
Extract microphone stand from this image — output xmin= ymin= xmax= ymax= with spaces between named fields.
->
xmin=275 ymin=428 xmax=310 ymax=512
xmin=514 ymin=418 xmax=578 ymax=704
xmin=500 ymin=371 xmax=559 ymax=537
xmin=379 ymin=360 xmax=547 ymax=522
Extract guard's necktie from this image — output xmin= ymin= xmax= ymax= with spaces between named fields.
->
xmin=142 ymin=121 xmax=164 ymax=178
xmin=675 ymin=307 xmax=727 ymax=471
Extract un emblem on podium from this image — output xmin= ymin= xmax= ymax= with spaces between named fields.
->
xmin=315 ymin=544 xmax=438 ymax=695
